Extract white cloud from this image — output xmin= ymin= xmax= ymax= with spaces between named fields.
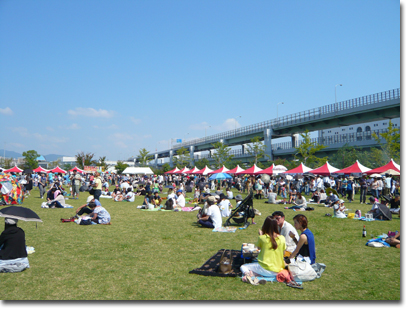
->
xmin=10 ymin=127 xmax=30 ymax=137
xmin=46 ymin=127 xmax=55 ymax=132
xmin=130 ymin=117 xmax=141 ymax=125
xmin=68 ymin=108 xmax=115 ymax=118
xmin=67 ymin=123 xmax=80 ymax=130
xmin=213 ymin=118 xmax=240 ymax=131
xmin=189 ymin=121 xmax=211 ymax=131
xmin=0 ymin=107 xmax=13 ymax=115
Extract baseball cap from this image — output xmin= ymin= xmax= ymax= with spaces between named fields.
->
xmin=207 ymin=196 xmax=216 ymax=204
xmin=235 ymin=194 xmax=243 ymax=201
xmin=86 ymin=195 xmax=94 ymax=203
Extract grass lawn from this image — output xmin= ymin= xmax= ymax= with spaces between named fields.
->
xmin=0 ymin=186 xmax=400 ymax=300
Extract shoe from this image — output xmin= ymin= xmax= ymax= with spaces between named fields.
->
xmin=286 ymin=281 xmax=303 ymax=289
xmin=251 ymin=222 xmax=257 ymax=225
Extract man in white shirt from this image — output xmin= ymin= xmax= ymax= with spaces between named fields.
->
xmin=174 ymin=189 xmax=185 ymax=208
xmin=271 ymin=211 xmax=299 ymax=252
xmin=197 ymin=196 xmax=222 ymax=229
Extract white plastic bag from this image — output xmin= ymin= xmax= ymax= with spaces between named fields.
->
xmin=288 ymin=256 xmax=317 ymax=282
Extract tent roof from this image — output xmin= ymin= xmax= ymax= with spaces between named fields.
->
xmin=164 ymin=167 xmax=181 ymax=174
xmin=308 ymin=162 xmax=340 ymax=176
xmin=69 ymin=166 xmax=85 ymax=173
xmin=33 ymin=166 xmax=49 ymax=173
xmin=4 ymin=165 xmax=23 ymax=173
xmin=50 ymin=166 xmax=67 ymax=174
xmin=122 ymin=167 xmax=154 ymax=175
xmin=209 ymin=165 xmax=229 ymax=174
xmin=365 ymin=159 xmax=400 ymax=175
xmin=283 ymin=163 xmax=312 ymax=174
xmin=333 ymin=160 xmax=371 ymax=174
xmin=236 ymin=164 xmax=263 ymax=175
xmin=225 ymin=165 xmax=245 ymax=174
xmin=192 ymin=165 xmax=214 ymax=175
xmin=184 ymin=167 xmax=200 ymax=174
xmin=255 ymin=164 xmax=279 ymax=175
xmin=175 ymin=166 xmax=191 ymax=174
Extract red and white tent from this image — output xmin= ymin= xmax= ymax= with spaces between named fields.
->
xmin=226 ymin=165 xmax=245 ymax=174
xmin=308 ymin=161 xmax=340 ymax=176
xmin=175 ymin=167 xmax=191 ymax=174
xmin=283 ymin=163 xmax=312 ymax=174
xmin=50 ymin=166 xmax=67 ymax=174
xmin=184 ymin=166 xmax=200 ymax=174
xmin=333 ymin=160 xmax=371 ymax=174
xmin=255 ymin=164 xmax=278 ymax=175
xmin=164 ymin=167 xmax=181 ymax=174
xmin=209 ymin=165 xmax=230 ymax=174
xmin=365 ymin=159 xmax=400 ymax=175
xmin=236 ymin=164 xmax=263 ymax=175
xmin=33 ymin=166 xmax=49 ymax=173
xmin=69 ymin=166 xmax=85 ymax=173
xmin=4 ymin=165 xmax=23 ymax=173
xmin=192 ymin=165 xmax=214 ymax=175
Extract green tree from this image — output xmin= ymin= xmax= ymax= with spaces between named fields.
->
xmin=372 ymin=120 xmax=400 ymax=163
xmin=160 ymin=163 xmax=171 ymax=174
xmin=49 ymin=159 xmax=61 ymax=168
xmin=22 ymin=150 xmax=40 ymax=169
xmin=0 ymin=158 xmax=13 ymax=169
xmin=115 ymin=161 xmax=129 ymax=174
xmin=245 ymin=136 xmax=266 ymax=164
xmin=98 ymin=156 xmax=109 ymax=170
xmin=211 ymin=142 xmax=234 ymax=167
xmin=75 ymin=152 xmax=97 ymax=169
xmin=195 ymin=158 xmax=209 ymax=170
xmin=294 ymin=130 xmax=328 ymax=168
xmin=137 ymin=148 xmax=153 ymax=166
xmin=62 ymin=163 xmax=73 ymax=171
xmin=173 ymin=147 xmax=190 ymax=168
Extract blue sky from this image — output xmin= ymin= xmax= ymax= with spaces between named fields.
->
xmin=0 ymin=0 xmax=401 ymax=161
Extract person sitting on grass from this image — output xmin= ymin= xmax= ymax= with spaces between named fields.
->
xmin=191 ymin=186 xmax=200 ymax=204
xmin=271 ymin=211 xmax=299 ymax=253
xmin=197 ymin=196 xmax=222 ymax=229
xmin=0 ymin=218 xmax=30 ymax=273
xmin=218 ymin=193 xmax=232 ymax=217
xmin=173 ymin=189 xmax=186 ymax=209
xmin=289 ymin=187 xmax=297 ymax=203
xmin=226 ymin=187 xmax=234 ymax=199
xmin=288 ymin=214 xmax=316 ymax=264
xmin=285 ymin=193 xmax=307 ymax=210
xmin=73 ymin=200 xmax=111 ymax=225
xmin=123 ymin=187 xmax=135 ymax=202
xmin=265 ymin=189 xmax=279 ymax=204
xmin=111 ymin=185 xmax=122 ymax=200
xmin=318 ymin=189 xmax=327 ymax=203
xmin=47 ymin=189 xmax=67 ymax=208
xmin=309 ymin=190 xmax=320 ymax=203
xmin=333 ymin=199 xmax=347 ymax=218
xmin=152 ymin=192 xmax=163 ymax=208
xmin=239 ymin=216 xmax=286 ymax=285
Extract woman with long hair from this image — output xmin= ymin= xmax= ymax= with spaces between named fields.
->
xmin=240 ymin=216 xmax=286 ymax=285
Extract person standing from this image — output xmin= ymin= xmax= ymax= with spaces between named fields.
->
xmin=38 ymin=173 xmax=47 ymax=199
xmin=359 ymin=176 xmax=368 ymax=204
xmin=92 ymin=172 xmax=102 ymax=201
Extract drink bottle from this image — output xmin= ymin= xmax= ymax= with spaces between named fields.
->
xmin=362 ymin=225 xmax=367 ymax=237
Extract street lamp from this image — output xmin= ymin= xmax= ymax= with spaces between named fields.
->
xmin=235 ymin=116 xmax=241 ymax=132
xmin=335 ymin=84 xmax=342 ymax=104
xmin=277 ymin=102 xmax=284 ymax=126
xmin=205 ymin=126 xmax=211 ymax=139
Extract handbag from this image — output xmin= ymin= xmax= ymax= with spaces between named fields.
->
xmin=288 ymin=257 xmax=317 ymax=282
xmin=218 ymin=249 xmax=233 ymax=274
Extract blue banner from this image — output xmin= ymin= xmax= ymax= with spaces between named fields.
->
xmin=176 ymin=139 xmax=182 ymax=143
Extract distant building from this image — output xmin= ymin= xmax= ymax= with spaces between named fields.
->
xmin=318 ymin=118 xmax=400 ymax=144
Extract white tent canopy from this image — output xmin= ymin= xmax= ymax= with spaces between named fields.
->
xmin=122 ymin=167 xmax=154 ymax=175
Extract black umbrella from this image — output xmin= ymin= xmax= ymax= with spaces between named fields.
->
xmin=23 ymin=168 xmax=33 ymax=175
xmin=0 ymin=206 xmax=42 ymax=222
xmin=164 ymin=185 xmax=175 ymax=188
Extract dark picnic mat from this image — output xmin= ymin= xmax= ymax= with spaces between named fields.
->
xmin=189 ymin=249 xmax=245 ymax=277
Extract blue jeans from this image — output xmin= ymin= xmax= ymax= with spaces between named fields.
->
xmin=198 ymin=218 xmax=214 ymax=228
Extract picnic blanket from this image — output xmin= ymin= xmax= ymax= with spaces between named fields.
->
xmin=189 ymin=249 xmax=243 ymax=277
xmin=212 ymin=227 xmax=237 ymax=233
